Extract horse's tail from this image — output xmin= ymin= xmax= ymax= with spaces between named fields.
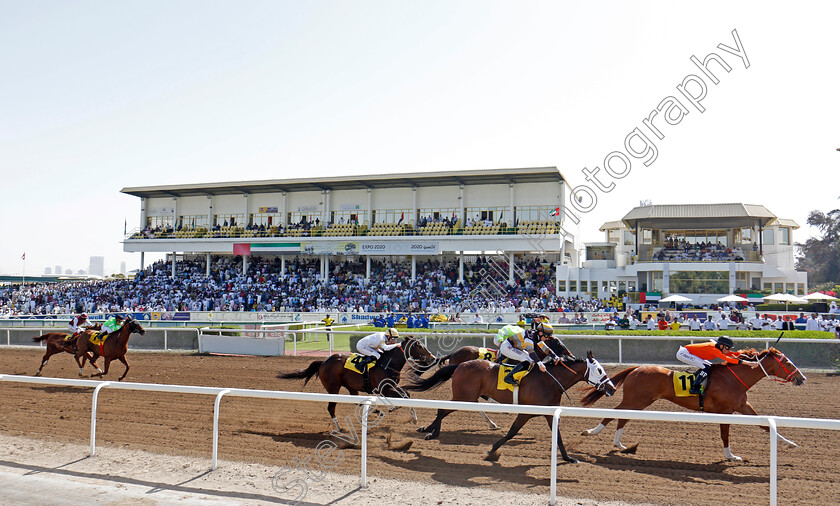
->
xmin=277 ymin=360 xmax=323 ymax=385
xmin=32 ymin=334 xmax=51 ymax=343
xmin=404 ymin=364 xmax=458 ymax=392
xmin=580 ymin=366 xmax=637 ymax=407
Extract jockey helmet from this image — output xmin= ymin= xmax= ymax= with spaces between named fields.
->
xmin=536 ymin=322 xmax=554 ymax=336
xmin=79 ymin=313 xmax=88 ymax=320
xmin=715 ymin=335 xmax=734 ymax=349
xmin=386 ymin=327 xmax=399 ymax=340
xmin=115 ymin=315 xmax=125 ymax=320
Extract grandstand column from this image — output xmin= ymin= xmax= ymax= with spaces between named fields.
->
xmin=207 ymin=195 xmax=213 ymax=228
xmin=242 ymin=254 xmax=248 ymax=275
xmin=206 ymin=253 xmax=210 ymax=277
xmin=508 ymin=252 xmax=514 ymax=285
xmin=459 ymin=252 xmax=464 ymax=284
xmin=411 ymin=255 xmax=416 ymax=282
xmin=140 ymin=197 xmax=147 ymax=229
xmin=243 ymin=194 xmax=250 ymax=226
xmin=281 ymin=192 xmax=287 ymax=227
xmin=729 ymin=263 xmax=737 ymax=294
xmin=412 ymin=188 xmax=417 ymax=227
xmin=366 ymin=256 xmax=371 ymax=281
xmin=509 ymin=184 xmax=514 ymax=228
xmin=325 ymin=256 xmax=330 ymax=284
xmin=367 ymin=189 xmax=372 ymax=226
xmin=320 ymin=256 xmax=326 ymax=284
xmin=171 ymin=252 xmax=176 ymax=278
xmin=140 ymin=252 xmax=145 ymax=271
xmin=459 ymin=185 xmax=464 ymax=225
xmin=281 ymin=256 xmax=286 ymax=277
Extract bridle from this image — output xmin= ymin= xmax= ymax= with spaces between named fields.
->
xmin=755 ymin=351 xmax=803 ymax=384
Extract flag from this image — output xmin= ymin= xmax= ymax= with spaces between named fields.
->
xmin=124 ymin=219 xmax=127 ymax=235
xmin=21 ymin=253 xmax=25 ymax=260
xmin=549 ymin=207 xmax=560 ymax=217
xmin=398 ymin=212 xmax=404 ymax=225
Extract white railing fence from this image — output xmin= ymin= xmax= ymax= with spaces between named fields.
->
xmin=2 ymin=374 xmax=839 ymax=505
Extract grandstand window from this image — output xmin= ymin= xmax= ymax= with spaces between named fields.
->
xmin=641 ymin=229 xmax=653 ymax=245
xmin=417 ymin=208 xmax=459 ymax=225
xmin=372 ymin=209 xmax=412 ymax=224
xmin=736 ymin=271 xmax=749 ymax=291
xmin=515 ymin=206 xmax=558 ymax=223
xmin=466 ymin=207 xmax=507 ymax=225
xmin=797 ymin=283 xmax=805 ymax=295
xmin=627 ymin=281 xmax=637 ymax=292
xmin=663 ymin=230 xmax=728 ymax=247
xmin=763 ymin=228 xmax=774 ymax=245
xmin=558 ymin=280 xmax=567 ymax=291
xmin=652 ymin=272 xmax=663 ymax=292
xmin=146 ymin=216 xmax=175 ymax=229
xmin=786 ymin=283 xmax=795 ymax=293
xmin=779 ymin=227 xmax=790 ymax=245
xmin=251 ymin=213 xmax=282 ymax=227
xmin=763 ymin=282 xmax=773 ymax=292
xmin=177 ymin=215 xmax=208 ymax=229
xmin=623 ymin=230 xmax=634 ymax=246
xmin=213 ymin=214 xmax=244 ymax=227
xmin=329 ymin=211 xmax=365 ymax=226
xmin=287 ymin=212 xmax=320 ymax=227
xmin=579 ymin=281 xmax=587 ymax=292
xmin=669 ymin=271 xmax=728 ymax=293
xmin=739 ymin=228 xmax=753 ymax=244
xmin=619 ymin=281 xmax=626 ymax=292
xmin=570 ymin=280 xmax=577 ymax=291
xmin=774 ymin=282 xmax=784 ymax=293
xmin=607 ymin=229 xmax=619 ymax=244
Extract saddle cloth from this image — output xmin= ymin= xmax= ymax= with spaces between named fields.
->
xmin=497 ymin=363 xmax=530 ymax=392
xmin=673 ymin=371 xmax=700 ymax=397
xmin=477 ymin=347 xmax=498 ymax=361
xmin=88 ymin=332 xmax=107 ymax=346
xmin=345 ymin=353 xmax=376 ymax=372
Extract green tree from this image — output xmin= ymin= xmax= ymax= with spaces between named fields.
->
xmin=796 ymin=207 xmax=840 ymax=285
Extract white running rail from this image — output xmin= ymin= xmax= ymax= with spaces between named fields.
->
xmin=2 ymin=374 xmax=839 ymax=505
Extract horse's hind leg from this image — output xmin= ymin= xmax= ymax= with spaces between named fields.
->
xmin=544 ymin=415 xmax=578 ymax=463
xmin=35 ymin=347 xmax=55 ymax=376
xmin=486 ymin=414 xmax=534 ymax=461
xmin=581 ymin=417 xmax=614 ymax=436
xmin=117 ymin=356 xmax=129 ymax=381
xmin=417 ymin=408 xmax=454 ymax=440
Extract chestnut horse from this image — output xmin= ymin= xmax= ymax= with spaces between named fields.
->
xmin=580 ymin=348 xmax=806 ymax=461
xmin=75 ymin=317 xmax=146 ymax=381
xmin=277 ymin=337 xmax=437 ymax=430
xmin=436 ymin=337 xmax=575 ymax=429
xmin=406 ymin=351 xmax=616 ymax=463
xmin=32 ymin=332 xmax=101 ymax=376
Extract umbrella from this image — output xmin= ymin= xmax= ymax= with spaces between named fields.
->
xmin=802 ymin=292 xmax=838 ymax=301
xmin=660 ymin=295 xmax=692 ymax=303
xmin=764 ymin=293 xmax=808 ymax=310
xmin=717 ymin=294 xmax=749 ymax=303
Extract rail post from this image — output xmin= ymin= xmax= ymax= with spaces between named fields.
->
xmin=164 ymin=330 xmax=168 ymax=350
xmin=550 ymin=407 xmax=562 ymax=505
xmin=212 ymin=388 xmax=231 ymax=470
xmin=6 ymin=329 xmax=9 ymax=346
xmin=768 ymin=417 xmax=778 ymax=506
xmin=361 ymin=398 xmax=374 ymax=488
xmin=618 ymin=336 xmax=623 ymax=364
xmin=90 ymin=381 xmax=112 ymax=456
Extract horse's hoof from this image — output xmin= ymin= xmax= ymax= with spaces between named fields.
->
xmin=485 ymin=450 xmax=500 ymax=462
xmin=563 ymin=457 xmax=580 ymax=464
xmin=416 ymin=426 xmax=427 ymax=433
xmin=619 ymin=443 xmax=639 ymax=454
xmin=581 ymin=429 xmax=593 ymax=436
xmin=786 ymin=441 xmax=798 ymax=449
xmin=424 ymin=433 xmax=438 ymax=441
xmin=727 ymin=455 xmax=743 ymax=462
xmin=488 ymin=423 xmax=499 ymax=430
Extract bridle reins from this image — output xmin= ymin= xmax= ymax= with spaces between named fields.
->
xmin=728 ymin=351 xmax=801 ymax=386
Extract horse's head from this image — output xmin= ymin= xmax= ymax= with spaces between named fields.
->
xmin=757 ymin=348 xmax=806 ymax=385
xmin=125 ymin=317 xmax=146 ymax=336
xmin=403 ymin=336 xmax=437 ymax=369
xmin=584 ymin=351 xmax=615 ymax=396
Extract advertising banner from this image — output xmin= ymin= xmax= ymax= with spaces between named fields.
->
xmin=302 ymin=242 xmax=360 ymax=256
xmin=358 ymin=241 xmax=440 ymax=255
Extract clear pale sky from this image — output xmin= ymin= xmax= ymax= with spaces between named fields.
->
xmin=2 ymin=1 xmax=838 ymax=276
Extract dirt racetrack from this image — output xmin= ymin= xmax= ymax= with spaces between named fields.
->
xmin=1 ymin=348 xmax=839 ymax=505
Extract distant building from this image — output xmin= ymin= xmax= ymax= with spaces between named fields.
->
xmin=89 ymin=256 xmax=104 ymax=277
xmin=64 ymin=269 xmax=72 ymax=275
xmin=44 ymin=267 xmax=52 ymax=274
xmin=76 ymin=269 xmax=85 ymax=275
xmin=120 ymin=261 xmax=126 ymax=275
xmin=55 ymin=265 xmax=62 ymax=276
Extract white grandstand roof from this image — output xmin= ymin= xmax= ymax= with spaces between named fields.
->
xmin=121 ymin=167 xmax=566 ymax=198
xmin=621 ymin=203 xmax=777 ymax=229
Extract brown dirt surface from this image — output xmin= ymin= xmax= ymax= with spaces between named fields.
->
xmin=1 ymin=348 xmax=839 ymax=505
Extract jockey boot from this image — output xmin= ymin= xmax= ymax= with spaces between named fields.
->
xmin=357 ymin=355 xmax=375 ymax=373
xmin=689 ymin=367 xmax=709 ymax=395
xmin=504 ymin=361 xmax=528 ymax=386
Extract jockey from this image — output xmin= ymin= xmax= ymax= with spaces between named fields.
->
xmin=355 ymin=327 xmax=401 ymax=372
xmin=525 ymin=322 xmax=568 ymax=362
xmin=676 ymin=335 xmax=758 ymax=394
xmin=100 ymin=315 xmax=125 ymax=342
xmin=68 ymin=313 xmax=92 ymax=338
xmin=495 ymin=324 xmax=546 ymax=386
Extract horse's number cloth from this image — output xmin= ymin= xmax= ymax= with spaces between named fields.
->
xmin=497 ymin=363 xmax=529 ymax=392
xmin=673 ymin=371 xmax=698 ymax=397
xmin=345 ymin=353 xmax=376 ymax=372
xmin=477 ymin=347 xmax=497 ymax=361
xmin=88 ymin=332 xmax=107 ymax=346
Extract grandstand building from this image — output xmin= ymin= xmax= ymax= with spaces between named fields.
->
xmin=121 ymin=167 xmax=574 ymax=284
xmin=558 ymin=203 xmax=807 ymax=305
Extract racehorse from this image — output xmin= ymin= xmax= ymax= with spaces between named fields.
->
xmin=32 ymin=332 xmax=101 ymax=376
xmin=277 ymin=336 xmax=437 ymax=430
xmin=579 ymin=347 xmax=806 ymax=461
xmin=75 ymin=317 xmax=146 ymax=381
xmin=436 ymin=337 xmax=575 ymax=429
xmin=406 ymin=351 xmax=615 ymax=463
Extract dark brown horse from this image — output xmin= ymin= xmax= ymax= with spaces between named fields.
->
xmin=32 ymin=332 xmax=101 ymax=377
xmin=580 ymin=348 xmax=806 ymax=461
xmin=406 ymin=351 xmax=616 ymax=463
xmin=436 ymin=338 xmax=575 ymax=429
xmin=277 ymin=336 xmax=437 ymax=430
xmin=75 ymin=317 xmax=146 ymax=381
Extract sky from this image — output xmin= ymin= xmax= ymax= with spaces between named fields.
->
xmin=2 ymin=1 xmax=839 ymax=276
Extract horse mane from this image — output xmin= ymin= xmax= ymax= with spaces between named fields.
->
xmin=735 ymin=347 xmax=781 ymax=361
xmin=559 ymin=356 xmax=585 ymax=366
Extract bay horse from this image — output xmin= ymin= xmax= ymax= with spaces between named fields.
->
xmin=32 ymin=332 xmax=102 ymax=377
xmin=406 ymin=351 xmax=616 ymax=463
xmin=75 ymin=317 xmax=146 ymax=381
xmin=579 ymin=347 xmax=806 ymax=461
xmin=437 ymin=337 xmax=575 ymax=429
xmin=277 ymin=336 xmax=437 ymax=430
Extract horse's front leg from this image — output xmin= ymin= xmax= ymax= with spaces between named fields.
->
xmin=544 ymin=414 xmax=578 ymax=463
xmin=117 ymin=356 xmax=130 ymax=381
xmin=486 ymin=414 xmax=535 ymax=461
xmin=720 ymin=424 xmax=742 ymax=461
xmin=738 ymin=401 xmax=798 ymax=449
xmin=92 ymin=359 xmax=111 ymax=378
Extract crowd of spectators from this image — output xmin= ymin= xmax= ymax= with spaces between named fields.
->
xmin=653 ymin=238 xmax=749 ymax=262
xmin=0 ymin=255 xmax=619 ymax=316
